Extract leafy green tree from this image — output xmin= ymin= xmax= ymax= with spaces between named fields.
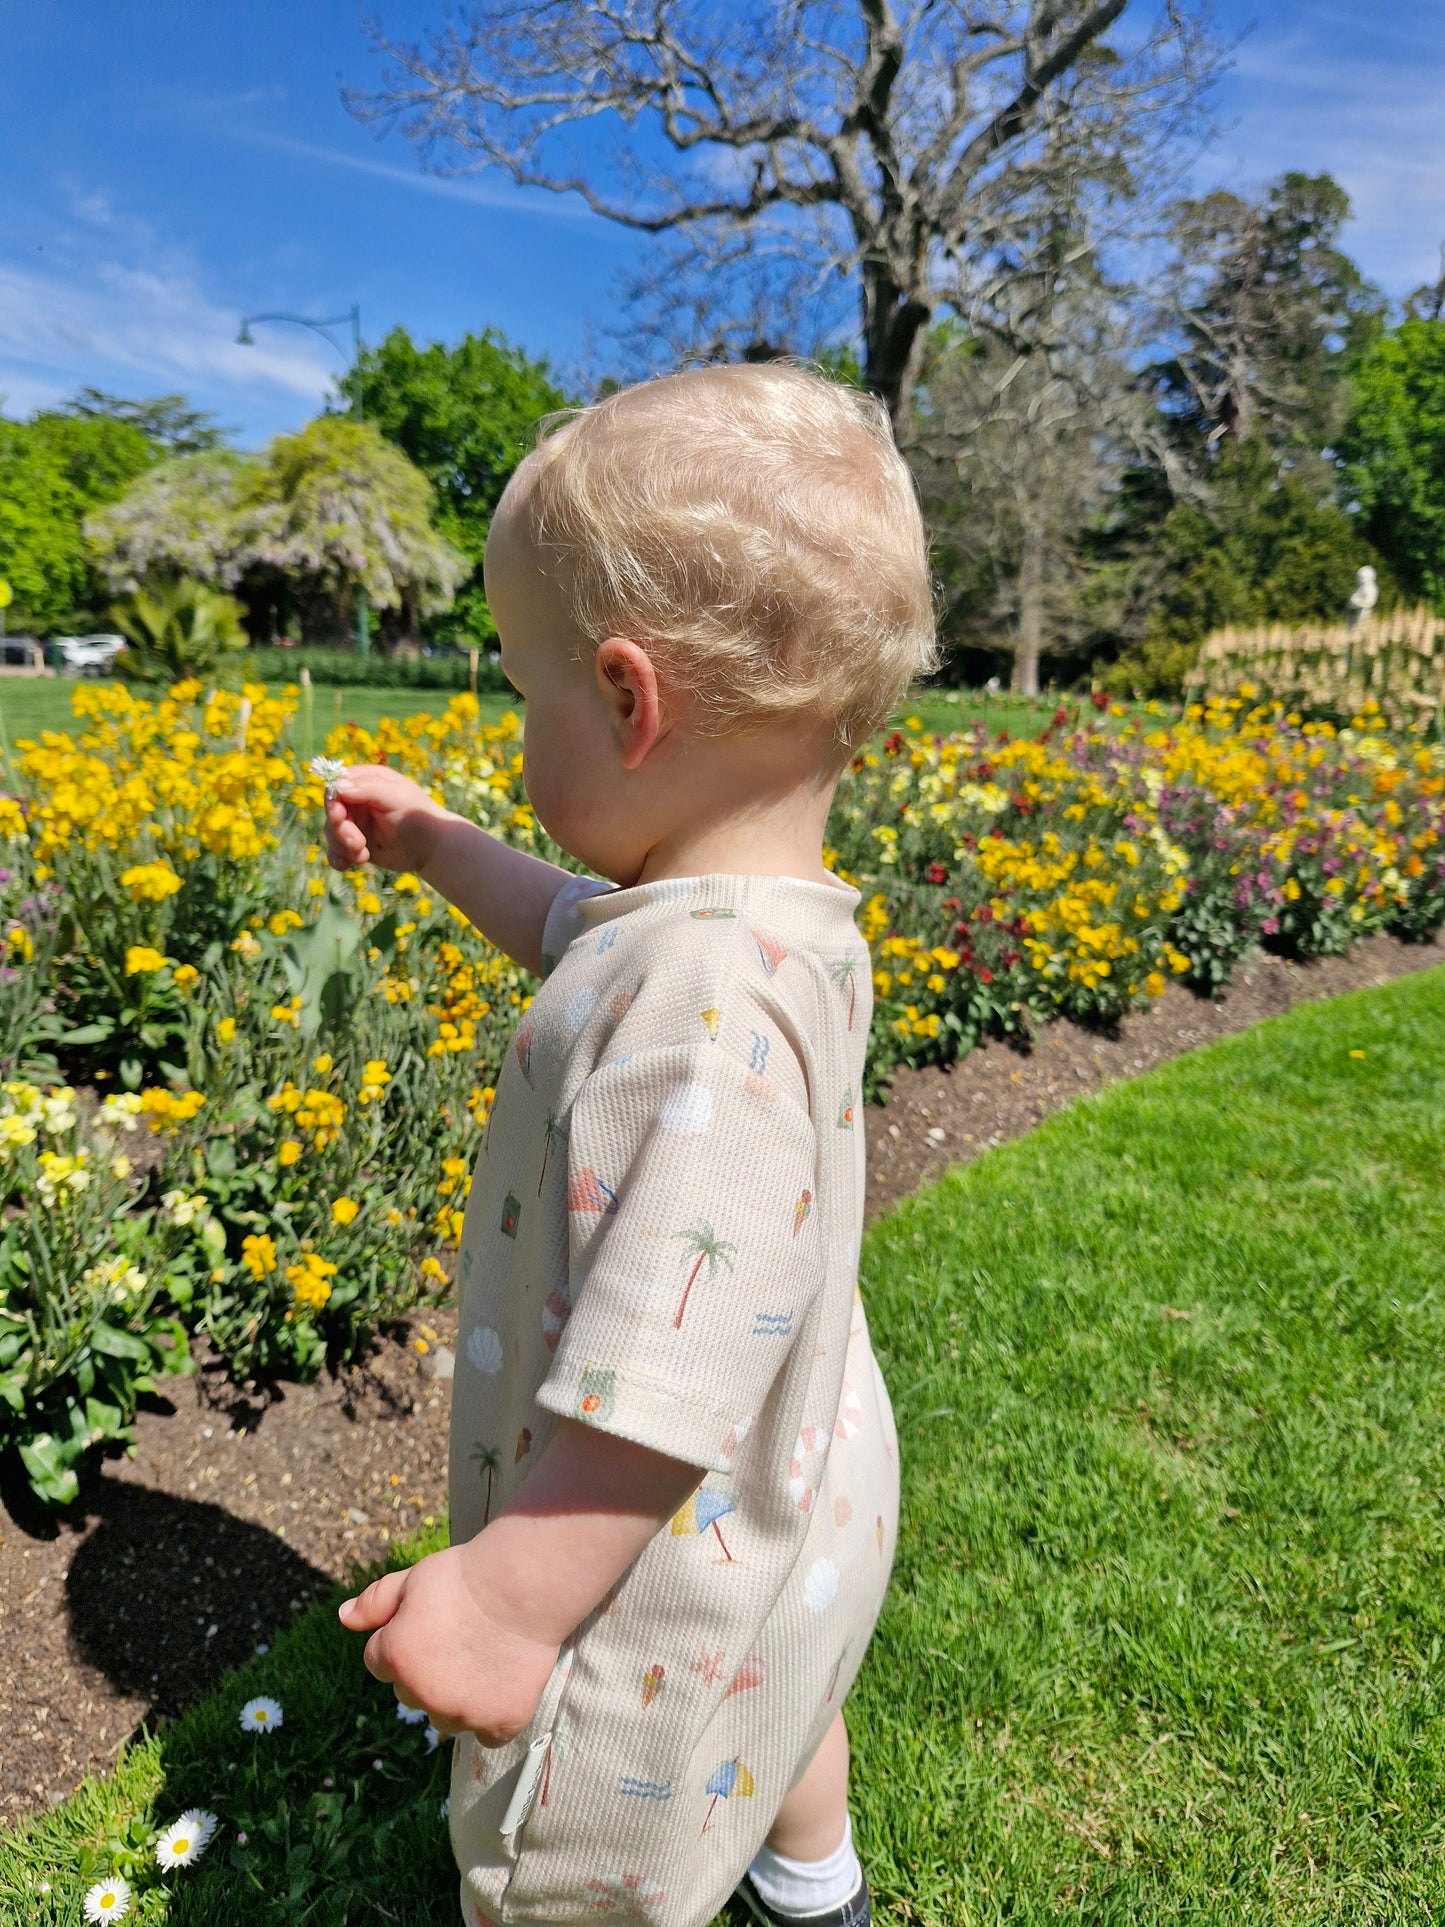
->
xmin=1095 ymin=443 xmax=1393 ymax=695
xmin=85 ymin=451 xmax=257 ymax=594
xmin=87 ymin=421 xmax=467 ymax=649
xmin=110 ymin=578 xmax=249 ymax=685
xmin=0 ymin=413 xmax=156 ymax=632
xmin=1340 ymin=320 xmax=1445 ymax=609
xmin=336 ymin=327 xmax=567 ymax=647
xmin=233 ymin=417 xmax=468 ymax=647
xmin=1154 ymin=172 xmax=1386 ymax=463
xmin=61 ymin=387 xmax=228 ymax=454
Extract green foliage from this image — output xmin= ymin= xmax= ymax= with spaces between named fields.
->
xmin=0 ymin=1084 xmax=196 ymax=1506
xmin=1155 ymin=171 xmax=1386 ymax=456
xmin=0 ymin=413 xmax=156 ymax=632
xmin=61 ymin=387 xmax=228 ymax=455
xmin=243 ymin=647 xmax=507 ymax=691
xmin=1098 ymin=446 xmax=1392 ymax=697
xmin=111 ymin=579 xmax=249 ymax=687
xmin=85 ymin=452 xmax=254 ymax=596
xmin=339 ymin=326 xmax=569 ymax=648
xmin=1341 ymin=319 xmax=1445 ymax=610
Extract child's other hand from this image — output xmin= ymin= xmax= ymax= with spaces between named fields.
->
xmin=338 ymin=1546 xmax=561 ymax=1746
xmin=324 ymin=765 xmax=449 ymax=875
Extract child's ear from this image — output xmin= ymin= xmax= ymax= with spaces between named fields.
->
xmin=596 ymin=638 xmax=665 ymax=771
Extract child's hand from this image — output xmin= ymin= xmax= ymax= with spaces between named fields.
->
xmin=324 ymin=765 xmax=450 ymax=875
xmin=338 ymin=1545 xmax=561 ymax=1746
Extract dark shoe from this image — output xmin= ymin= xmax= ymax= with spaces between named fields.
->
xmin=733 ymin=1869 xmax=871 ymax=1927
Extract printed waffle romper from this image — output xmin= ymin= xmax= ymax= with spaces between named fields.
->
xmin=447 ymin=870 xmax=901 ymax=1927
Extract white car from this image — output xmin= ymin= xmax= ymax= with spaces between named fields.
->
xmin=49 ymin=634 xmax=127 ymax=675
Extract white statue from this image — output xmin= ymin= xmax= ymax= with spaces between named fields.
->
xmin=1346 ymin=565 xmax=1378 ymax=630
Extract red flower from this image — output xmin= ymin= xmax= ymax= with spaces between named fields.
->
xmin=926 ymin=862 xmax=948 ymax=885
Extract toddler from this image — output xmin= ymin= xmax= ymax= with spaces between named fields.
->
xmin=330 ymin=362 xmax=937 ymax=1927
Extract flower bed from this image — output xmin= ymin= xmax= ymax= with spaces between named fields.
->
xmin=0 ymin=681 xmax=1440 ymax=1506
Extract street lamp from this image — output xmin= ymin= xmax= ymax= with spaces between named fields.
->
xmin=237 ymin=304 xmax=371 ymax=656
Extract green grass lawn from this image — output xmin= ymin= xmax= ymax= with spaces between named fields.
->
xmin=0 ymin=677 xmax=1154 ymax=758
xmin=9 ymin=963 xmax=1438 ymax=1925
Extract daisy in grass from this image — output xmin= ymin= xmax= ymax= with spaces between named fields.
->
xmin=83 ymin=1877 xmax=131 ymax=1921
xmin=239 ymin=1695 xmax=284 ymax=1733
xmin=425 ymin=1723 xmax=442 ymax=1751
xmin=155 ymin=1808 xmax=219 ymax=1868
xmin=396 ymin=1699 xmax=430 ymax=1725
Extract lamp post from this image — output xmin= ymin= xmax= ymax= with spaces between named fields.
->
xmin=236 ymin=304 xmax=371 ymax=657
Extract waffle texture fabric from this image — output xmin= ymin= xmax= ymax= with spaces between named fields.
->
xmin=447 ymin=871 xmax=900 ymax=1927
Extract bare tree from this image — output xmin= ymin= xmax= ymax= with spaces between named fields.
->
xmin=907 ymin=258 xmax=1160 ymax=692
xmin=349 ymin=1 xmax=1223 ymax=427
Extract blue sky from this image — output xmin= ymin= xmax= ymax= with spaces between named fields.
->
xmin=1 ymin=1 xmax=1441 ymax=446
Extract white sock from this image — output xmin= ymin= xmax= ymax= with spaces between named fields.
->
xmin=747 ymin=1813 xmax=862 ymax=1918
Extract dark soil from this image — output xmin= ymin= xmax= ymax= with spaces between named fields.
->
xmin=2 ymin=933 xmax=1440 ymax=1823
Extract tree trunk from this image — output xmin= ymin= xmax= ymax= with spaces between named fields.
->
xmin=860 ymin=265 xmax=934 ymax=431
xmin=1013 ymin=523 xmax=1045 ymax=696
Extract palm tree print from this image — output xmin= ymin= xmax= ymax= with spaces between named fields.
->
xmin=671 ymin=1222 xmax=736 ymax=1330
xmin=538 ymin=1110 xmax=566 ymax=1193
xmin=470 ymin=1442 xmax=502 ymax=1525
xmin=828 ymin=953 xmax=858 ymax=1030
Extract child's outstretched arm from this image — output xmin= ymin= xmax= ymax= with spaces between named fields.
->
xmin=338 ymin=1420 xmax=703 ymax=1745
xmin=324 ymin=764 xmax=571 ymax=979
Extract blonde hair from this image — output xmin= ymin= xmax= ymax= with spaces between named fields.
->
xmin=518 ymin=361 xmax=938 ymax=750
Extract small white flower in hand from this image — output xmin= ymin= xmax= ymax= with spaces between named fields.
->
xmin=309 ymin=756 xmax=348 ymax=803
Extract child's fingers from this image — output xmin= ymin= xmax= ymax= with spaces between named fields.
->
xmin=339 ymin=1568 xmax=407 ymax=1632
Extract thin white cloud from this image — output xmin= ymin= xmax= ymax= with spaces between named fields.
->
xmin=0 ymin=255 xmax=335 ymax=422
xmin=226 ymin=125 xmax=604 ymax=225
xmin=1204 ymin=27 xmax=1445 ymax=296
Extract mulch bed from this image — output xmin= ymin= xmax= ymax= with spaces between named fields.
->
xmin=2 ymin=932 xmax=1440 ymax=1823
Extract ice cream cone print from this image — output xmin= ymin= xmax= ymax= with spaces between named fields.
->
xmin=515 ymin=1426 xmax=532 ymax=1463
xmin=700 ymin=1006 xmax=721 ymax=1042
xmin=792 ymin=1189 xmax=812 ymax=1238
xmin=834 ymin=1379 xmax=863 ymax=1441
xmin=722 ymin=1656 xmax=764 ymax=1701
xmin=642 ymin=1662 xmax=665 ymax=1710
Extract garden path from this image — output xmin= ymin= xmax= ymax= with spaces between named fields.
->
xmin=1 ymin=930 xmax=1439 ymax=1823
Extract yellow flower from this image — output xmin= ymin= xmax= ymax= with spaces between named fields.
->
xmin=138 ymin=1088 xmax=205 ymax=1133
xmin=331 ymin=1196 xmax=360 ymax=1225
xmin=278 ymin=1139 xmax=302 ymax=1167
xmin=125 ymin=945 xmax=169 ymax=975
xmin=241 ymin=1233 xmax=278 ymax=1279
xmin=421 ymin=1256 xmax=448 ymax=1282
xmin=1145 ymin=971 xmax=1166 ymax=997
xmin=217 ymin=1016 xmax=237 ymax=1043
xmin=173 ymin=963 xmax=199 ymax=989
xmin=312 ymin=1053 xmax=333 ymax=1076
xmin=268 ymin=910 xmax=304 ymax=937
xmin=119 ymin=861 xmax=183 ymax=903
xmin=286 ymin=1253 xmax=337 ymax=1311
xmin=1349 ymin=1048 xmax=1367 ymax=1060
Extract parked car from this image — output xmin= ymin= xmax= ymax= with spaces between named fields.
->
xmin=48 ymin=634 xmax=126 ymax=675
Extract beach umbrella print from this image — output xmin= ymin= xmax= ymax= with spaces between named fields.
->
xmin=670 ymin=1481 xmax=737 ymax=1560
xmin=700 ymin=1757 xmax=755 ymax=1833
xmin=569 ymin=1167 xmax=619 ymax=1214
xmin=751 ymin=928 xmax=788 ymax=977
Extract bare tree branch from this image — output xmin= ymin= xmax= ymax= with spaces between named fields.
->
xmin=348 ymin=2 xmax=1227 ymax=422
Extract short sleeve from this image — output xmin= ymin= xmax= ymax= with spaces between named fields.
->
xmin=540 ymin=873 xmax=615 ymax=980
xmin=533 ymin=1045 xmax=822 ymax=1472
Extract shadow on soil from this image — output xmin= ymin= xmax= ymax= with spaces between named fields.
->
xmin=64 ymin=1478 xmax=331 ymax=1727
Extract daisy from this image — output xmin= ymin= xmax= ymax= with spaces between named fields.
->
xmin=155 ymin=1809 xmax=219 ymax=1868
xmin=439 ymin=1796 xmax=451 ymax=1821
xmin=309 ymin=756 xmax=348 ymax=800
xmin=424 ymin=1723 xmax=442 ymax=1751
xmin=239 ymin=1695 xmax=284 ymax=1733
xmin=83 ymin=1877 xmax=131 ymax=1922
xmin=396 ymin=1699 xmax=429 ymax=1725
